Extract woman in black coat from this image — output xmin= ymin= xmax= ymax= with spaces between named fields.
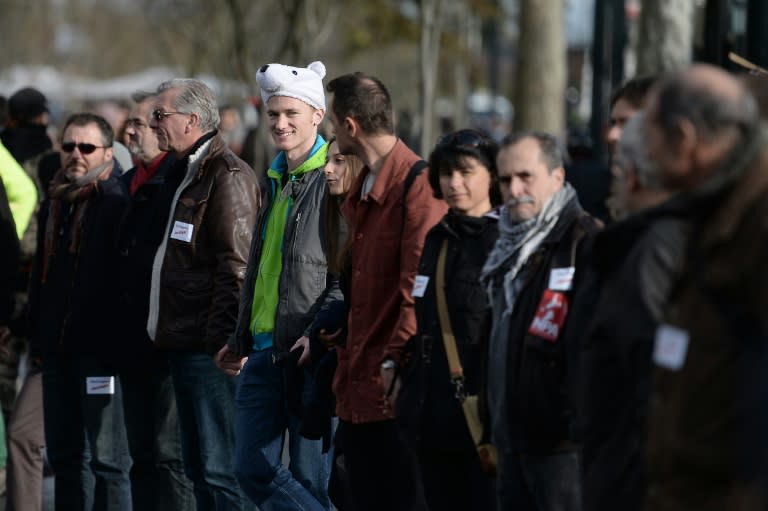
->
xmin=398 ymin=129 xmax=501 ymax=511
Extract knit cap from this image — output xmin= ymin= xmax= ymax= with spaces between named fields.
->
xmin=256 ymin=61 xmax=326 ymax=110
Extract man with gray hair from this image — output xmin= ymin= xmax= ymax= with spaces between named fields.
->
xmin=481 ymin=131 xmax=600 ymax=510
xmin=642 ymin=64 xmax=768 ymax=510
xmin=147 ymin=78 xmax=260 ymax=510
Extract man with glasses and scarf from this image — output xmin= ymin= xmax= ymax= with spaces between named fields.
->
xmin=147 ymin=78 xmax=260 ymax=510
xmin=28 ymin=112 xmax=132 ymax=510
xmin=481 ymin=131 xmax=600 ymax=511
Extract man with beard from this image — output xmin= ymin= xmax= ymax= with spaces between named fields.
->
xmin=481 ymin=132 xmax=600 ymax=511
xmin=28 ymin=113 xmax=131 ymax=510
xmin=117 ymin=90 xmax=194 ymax=509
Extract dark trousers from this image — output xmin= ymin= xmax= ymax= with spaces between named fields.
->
xmin=42 ymin=354 xmax=132 ymax=511
xmin=496 ymin=450 xmax=582 ymax=511
xmin=122 ymin=349 xmax=195 ymax=510
xmin=418 ymin=448 xmax=495 ymax=511
xmin=339 ymin=419 xmax=426 ymax=511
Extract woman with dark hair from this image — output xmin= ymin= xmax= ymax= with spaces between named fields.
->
xmin=398 ymin=129 xmax=500 ymax=511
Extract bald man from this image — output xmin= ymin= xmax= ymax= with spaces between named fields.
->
xmin=642 ymin=64 xmax=768 ymax=510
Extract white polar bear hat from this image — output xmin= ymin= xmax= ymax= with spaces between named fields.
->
xmin=256 ymin=61 xmax=327 ymax=111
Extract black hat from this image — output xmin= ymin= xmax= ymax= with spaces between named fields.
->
xmin=8 ymin=87 xmax=49 ymax=122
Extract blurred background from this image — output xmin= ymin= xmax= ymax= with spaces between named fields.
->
xmin=0 ymin=0 xmax=764 ymax=171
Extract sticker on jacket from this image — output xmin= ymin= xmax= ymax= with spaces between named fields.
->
xmin=653 ymin=324 xmax=689 ymax=371
xmin=86 ymin=376 xmax=115 ymax=395
xmin=528 ymin=290 xmax=569 ymax=342
xmin=412 ymin=275 xmax=430 ymax=297
xmin=171 ymin=221 xmax=194 ymax=242
xmin=548 ymin=267 xmax=575 ymax=291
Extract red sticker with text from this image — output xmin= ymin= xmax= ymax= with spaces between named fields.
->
xmin=527 ymin=290 xmax=569 ymax=342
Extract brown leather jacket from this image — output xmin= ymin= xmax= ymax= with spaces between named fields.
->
xmin=149 ymin=133 xmax=261 ymax=354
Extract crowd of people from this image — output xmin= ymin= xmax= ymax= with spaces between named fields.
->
xmin=0 ymin=58 xmax=766 ymax=511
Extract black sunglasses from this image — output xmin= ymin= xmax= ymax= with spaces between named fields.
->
xmin=61 ymin=142 xmax=109 ymax=155
xmin=152 ymin=109 xmax=187 ymax=122
xmin=436 ymin=129 xmax=488 ymax=149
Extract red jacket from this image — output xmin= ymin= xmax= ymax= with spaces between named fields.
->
xmin=334 ymin=140 xmax=448 ymax=423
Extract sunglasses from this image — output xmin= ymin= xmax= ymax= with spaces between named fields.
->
xmin=61 ymin=142 xmax=109 ymax=154
xmin=436 ymin=129 xmax=489 ymax=149
xmin=152 ymin=109 xmax=187 ymax=122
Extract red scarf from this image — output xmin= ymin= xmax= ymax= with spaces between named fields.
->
xmin=129 ymin=153 xmax=168 ymax=196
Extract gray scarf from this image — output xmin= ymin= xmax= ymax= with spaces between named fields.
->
xmin=480 ymin=183 xmax=576 ymax=317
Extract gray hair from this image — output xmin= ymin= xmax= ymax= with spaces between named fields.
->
xmin=500 ymin=131 xmax=564 ymax=172
xmin=156 ymin=79 xmax=220 ymax=132
xmin=616 ymin=112 xmax=659 ymax=188
xmin=655 ymin=72 xmax=760 ymax=143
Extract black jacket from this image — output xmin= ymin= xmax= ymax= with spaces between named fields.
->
xmin=116 ymin=153 xmax=180 ymax=367
xmin=483 ymin=197 xmax=601 ymax=454
xmin=398 ymin=212 xmax=498 ymax=453
xmin=0 ymin=175 xmax=19 ymax=324
xmin=572 ymin=203 xmax=687 ymax=511
xmin=28 ymin=166 xmax=130 ymax=361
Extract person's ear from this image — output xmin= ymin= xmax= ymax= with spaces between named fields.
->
xmin=345 ymin=116 xmax=358 ymax=138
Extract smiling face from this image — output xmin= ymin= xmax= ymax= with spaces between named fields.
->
xmin=266 ymin=95 xmax=323 ymax=160
xmin=60 ymin=122 xmax=113 ymax=178
xmin=438 ymin=155 xmax=493 ymax=217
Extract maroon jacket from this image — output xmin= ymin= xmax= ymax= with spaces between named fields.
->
xmin=334 ymin=139 xmax=447 ymax=424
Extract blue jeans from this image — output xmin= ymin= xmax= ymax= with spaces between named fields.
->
xmin=42 ymin=355 xmax=132 ymax=511
xmin=496 ymin=450 xmax=582 ymax=511
xmin=122 ymin=349 xmax=194 ymax=510
xmin=234 ymin=348 xmax=333 ymax=511
xmin=168 ymin=351 xmax=252 ymax=511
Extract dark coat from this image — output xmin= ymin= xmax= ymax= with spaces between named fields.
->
xmin=484 ymin=196 xmax=601 ymax=455
xmin=115 ymin=153 xmax=180 ymax=367
xmin=28 ymin=167 xmax=130 ymax=361
xmin=0 ymin=175 xmax=19 ymax=323
xmin=572 ymin=203 xmax=687 ymax=511
xmin=647 ymin=148 xmax=768 ymax=511
xmin=398 ymin=212 xmax=499 ymax=453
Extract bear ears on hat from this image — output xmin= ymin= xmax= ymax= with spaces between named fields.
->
xmin=256 ymin=61 xmax=326 ymax=91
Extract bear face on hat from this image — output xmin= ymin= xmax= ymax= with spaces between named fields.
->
xmin=256 ymin=61 xmax=326 ymax=111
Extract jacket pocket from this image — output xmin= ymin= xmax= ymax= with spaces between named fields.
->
xmin=163 ymin=270 xmax=213 ymax=335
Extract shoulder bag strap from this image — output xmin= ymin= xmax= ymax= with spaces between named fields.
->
xmin=436 ymin=238 xmax=466 ymax=397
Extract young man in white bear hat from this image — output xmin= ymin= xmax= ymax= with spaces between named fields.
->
xmin=216 ymin=61 xmax=337 ymax=511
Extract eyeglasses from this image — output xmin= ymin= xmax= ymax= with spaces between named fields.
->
xmin=61 ymin=142 xmax=109 ymax=154
xmin=152 ymin=109 xmax=187 ymax=122
xmin=436 ymin=129 xmax=489 ymax=149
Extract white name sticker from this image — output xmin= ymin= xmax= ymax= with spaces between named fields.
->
xmin=653 ymin=324 xmax=690 ymax=371
xmin=170 ymin=221 xmax=194 ymax=242
xmin=86 ymin=376 xmax=115 ymax=395
xmin=412 ymin=275 xmax=430 ymax=297
xmin=549 ymin=267 xmax=576 ymax=291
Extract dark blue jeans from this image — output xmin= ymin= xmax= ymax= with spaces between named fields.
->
xmin=496 ymin=450 xmax=582 ymax=511
xmin=42 ymin=354 xmax=132 ymax=511
xmin=122 ymin=349 xmax=194 ymax=510
xmin=234 ymin=348 xmax=333 ymax=511
xmin=168 ymin=351 xmax=252 ymax=510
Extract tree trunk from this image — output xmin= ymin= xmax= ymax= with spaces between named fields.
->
xmin=636 ymin=0 xmax=694 ymax=74
xmin=513 ymin=0 xmax=566 ymax=136
xmin=419 ymin=0 xmax=445 ymax=158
